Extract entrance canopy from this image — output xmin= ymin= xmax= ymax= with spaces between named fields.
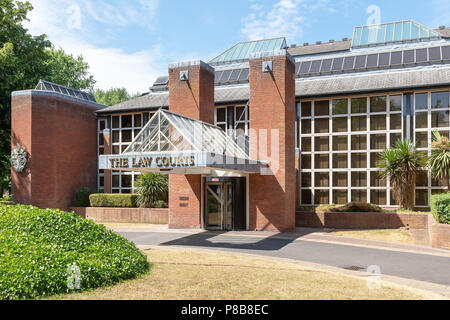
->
xmin=99 ymin=109 xmax=266 ymax=174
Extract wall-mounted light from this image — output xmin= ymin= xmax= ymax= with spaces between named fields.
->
xmin=180 ymin=70 xmax=189 ymax=81
xmin=262 ymin=61 xmax=273 ymax=73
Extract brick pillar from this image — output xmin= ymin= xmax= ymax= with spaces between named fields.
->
xmin=11 ymin=91 xmax=101 ymax=210
xmin=167 ymin=60 xmax=215 ymax=229
xmin=248 ymin=50 xmax=296 ymax=232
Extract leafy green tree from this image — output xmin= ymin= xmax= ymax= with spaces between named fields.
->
xmin=429 ymin=129 xmax=450 ymax=190
xmin=378 ymin=139 xmax=427 ymax=210
xmin=135 ymin=173 xmax=168 ymax=208
xmin=0 ymin=0 xmax=95 ymax=193
xmin=94 ymin=87 xmax=138 ymax=106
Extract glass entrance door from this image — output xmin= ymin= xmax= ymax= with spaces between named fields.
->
xmin=205 ymin=182 xmax=234 ymax=231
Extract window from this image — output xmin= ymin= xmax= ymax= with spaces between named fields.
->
xmin=315 ymin=137 xmax=329 ymax=152
xmin=315 ymin=173 xmax=329 ymax=187
xmin=431 ymin=91 xmax=449 ymax=109
xmin=371 ymin=115 xmax=387 ymax=131
xmin=390 ymin=95 xmax=402 ymax=112
xmin=351 ymin=98 xmax=367 ymax=114
xmin=370 ymin=96 xmax=387 ymax=113
xmin=301 ymin=101 xmax=312 ymax=117
xmin=333 ymin=154 xmax=347 ymax=169
xmin=332 ymin=99 xmax=348 ymax=115
xmin=333 ymin=172 xmax=348 ymax=187
xmin=332 ymin=136 xmax=347 ymax=151
xmin=315 ymin=100 xmax=329 ymax=116
xmin=351 ymin=135 xmax=366 ymax=150
xmin=415 ymin=93 xmax=428 ymax=110
xmin=352 ymin=116 xmax=367 ymax=131
xmin=315 ymin=118 xmax=329 ymax=133
xmin=315 ymin=155 xmax=329 ymax=169
xmin=332 ymin=117 xmax=347 ymax=132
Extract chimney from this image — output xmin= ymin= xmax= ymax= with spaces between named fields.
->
xmin=439 ymin=25 xmax=446 ymax=30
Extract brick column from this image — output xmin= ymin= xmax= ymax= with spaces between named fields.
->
xmin=11 ymin=91 xmax=101 ymax=210
xmin=167 ymin=60 xmax=215 ymax=229
xmin=248 ymin=50 xmax=296 ymax=232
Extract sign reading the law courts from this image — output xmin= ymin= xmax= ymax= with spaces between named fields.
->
xmin=99 ymin=152 xmax=200 ymax=170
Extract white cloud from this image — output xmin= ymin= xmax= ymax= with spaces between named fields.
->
xmin=241 ymin=0 xmax=335 ymax=42
xmin=23 ymin=0 xmax=164 ymax=93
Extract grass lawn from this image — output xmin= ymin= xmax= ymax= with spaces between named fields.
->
xmin=330 ymin=229 xmax=414 ymax=243
xmin=55 ymin=248 xmax=436 ymax=300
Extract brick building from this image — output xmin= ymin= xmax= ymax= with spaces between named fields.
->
xmin=10 ymin=21 xmax=450 ymax=231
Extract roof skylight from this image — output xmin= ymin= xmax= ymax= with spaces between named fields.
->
xmin=352 ymin=20 xmax=441 ymax=48
xmin=209 ymin=37 xmax=287 ymax=65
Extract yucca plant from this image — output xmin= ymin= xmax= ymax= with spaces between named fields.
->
xmin=377 ymin=139 xmax=427 ymax=210
xmin=135 ymin=173 xmax=168 ymax=208
xmin=429 ymin=129 xmax=450 ymax=190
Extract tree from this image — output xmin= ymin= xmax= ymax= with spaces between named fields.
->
xmin=0 ymin=0 xmax=95 ymax=194
xmin=378 ymin=139 xmax=427 ymax=210
xmin=94 ymin=88 xmax=139 ymax=106
xmin=135 ymin=173 xmax=168 ymax=208
xmin=429 ymin=129 xmax=450 ymax=190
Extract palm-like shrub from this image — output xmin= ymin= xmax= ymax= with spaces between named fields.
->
xmin=135 ymin=173 xmax=168 ymax=208
xmin=429 ymin=129 xmax=450 ymax=190
xmin=377 ymin=139 xmax=427 ymax=210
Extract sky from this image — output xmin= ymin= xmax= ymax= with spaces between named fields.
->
xmin=23 ymin=0 xmax=450 ymax=94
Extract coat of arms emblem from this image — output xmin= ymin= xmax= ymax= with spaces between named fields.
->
xmin=11 ymin=144 xmax=28 ymax=173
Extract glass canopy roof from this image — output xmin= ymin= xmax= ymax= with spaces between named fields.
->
xmin=209 ymin=37 xmax=287 ymax=65
xmin=352 ymin=20 xmax=441 ymax=48
xmin=124 ymin=109 xmax=249 ymax=159
xmin=35 ymin=80 xmax=96 ymax=102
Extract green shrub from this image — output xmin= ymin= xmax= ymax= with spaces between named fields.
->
xmin=90 ymin=194 xmax=138 ymax=208
xmin=135 ymin=173 xmax=168 ymax=208
xmin=315 ymin=203 xmax=382 ymax=213
xmin=0 ymin=205 xmax=149 ymax=300
xmin=431 ymin=192 xmax=450 ymax=224
xmin=73 ymin=187 xmax=91 ymax=207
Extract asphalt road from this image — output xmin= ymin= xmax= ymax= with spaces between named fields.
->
xmin=120 ymin=231 xmax=450 ymax=286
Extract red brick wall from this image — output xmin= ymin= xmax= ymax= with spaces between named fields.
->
xmin=167 ymin=61 xmax=215 ymax=229
xmin=249 ymin=53 xmax=296 ymax=232
xmin=428 ymin=215 xmax=450 ymax=249
xmin=11 ymin=92 xmax=101 ymax=210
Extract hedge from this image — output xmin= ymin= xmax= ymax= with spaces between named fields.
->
xmin=89 ymin=194 xmax=138 ymax=208
xmin=314 ymin=202 xmax=383 ymax=213
xmin=73 ymin=187 xmax=91 ymax=207
xmin=430 ymin=193 xmax=450 ymax=224
xmin=0 ymin=205 xmax=149 ymax=300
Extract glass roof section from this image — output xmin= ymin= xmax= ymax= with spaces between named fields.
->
xmin=209 ymin=37 xmax=287 ymax=65
xmin=124 ymin=109 xmax=249 ymax=159
xmin=352 ymin=20 xmax=441 ymax=48
xmin=35 ymin=80 xmax=96 ymax=102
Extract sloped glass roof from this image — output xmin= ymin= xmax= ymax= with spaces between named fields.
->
xmin=124 ymin=109 xmax=249 ymax=159
xmin=35 ymin=80 xmax=96 ymax=102
xmin=209 ymin=37 xmax=287 ymax=65
xmin=352 ymin=20 xmax=441 ymax=48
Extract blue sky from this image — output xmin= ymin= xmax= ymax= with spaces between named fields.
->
xmin=24 ymin=0 xmax=450 ymax=93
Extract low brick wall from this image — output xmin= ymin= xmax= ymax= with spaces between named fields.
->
xmin=428 ymin=215 xmax=450 ymax=250
xmin=70 ymin=207 xmax=168 ymax=224
xmin=296 ymin=211 xmax=429 ymax=229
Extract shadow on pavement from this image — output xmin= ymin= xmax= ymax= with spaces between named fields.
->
xmin=160 ymin=231 xmax=297 ymax=251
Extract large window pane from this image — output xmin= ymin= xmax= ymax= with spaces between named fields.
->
xmin=415 ymin=132 xmax=428 ymax=148
xmin=112 ymin=116 xmax=120 ymax=128
xmin=431 ymin=91 xmax=449 ymax=109
xmin=432 ymin=110 xmax=449 ymax=127
xmin=415 ymin=93 xmax=428 ymax=110
xmin=315 ymin=154 xmax=329 ymax=169
xmin=416 ymin=171 xmax=428 ymax=187
xmin=122 ymin=115 xmax=132 ymax=128
xmin=351 ymin=98 xmax=367 ymax=114
xmin=333 ymin=190 xmax=348 ymax=205
xmin=121 ymin=175 xmax=132 ymax=188
xmin=332 ymin=154 xmax=348 ymax=169
xmin=371 ymin=115 xmax=387 ymax=130
xmin=332 ymin=99 xmax=348 ymax=115
xmin=122 ymin=130 xmax=132 ymax=143
xmin=315 ymin=100 xmax=329 ymax=116
xmin=301 ymin=101 xmax=312 ymax=117
xmin=371 ymin=171 xmax=386 ymax=187
xmin=315 ymin=191 xmax=329 ymax=205
xmin=371 ymin=134 xmax=386 ymax=150
xmin=390 ymin=114 xmax=402 ymax=130
xmin=301 ymin=190 xmax=312 ymax=205
xmin=333 ymin=172 xmax=348 ymax=187
xmin=351 ymin=116 xmax=367 ymax=131
xmin=415 ymin=113 xmax=428 ymax=128
xmin=112 ymin=131 xmax=120 ymax=143
xmin=352 ymin=190 xmax=367 ymax=202
xmin=332 ymin=117 xmax=348 ymax=132
xmin=370 ymin=152 xmax=381 ymax=168
xmin=351 ymin=135 xmax=367 ymax=150
xmin=352 ymin=153 xmax=367 ymax=168
xmin=390 ymin=95 xmax=402 ymax=112
xmin=370 ymin=96 xmax=387 ymax=113
xmin=332 ymin=136 xmax=347 ymax=151
xmin=371 ymin=190 xmax=387 ymax=205
xmin=390 ymin=133 xmax=402 ymax=147
xmin=301 ymin=173 xmax=311 ymax=188
xmin=352 ymin=172 xmax=367 ymax=187
xmin=315 ymin=137 xmax=329 ymax=151
xmin=217 ymin=108 xmax=226 ymax=122
xmin=301 ymin=119 xmax=311 ymax=133
xmin=415 ymin=190 xmax=428 ymax=206
xmin=315 ymin=173 xmax=329 ymax=187
xmin=315 ymin=118 xmax=329 ymax=133
xmin=301 ymin=155 xmax=311 ymax=169
xmin=301 ymin=137 xmax=311 ymax=152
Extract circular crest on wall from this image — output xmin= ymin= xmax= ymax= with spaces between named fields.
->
xmin=11 ymin=144 xmax=28 ymax=173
